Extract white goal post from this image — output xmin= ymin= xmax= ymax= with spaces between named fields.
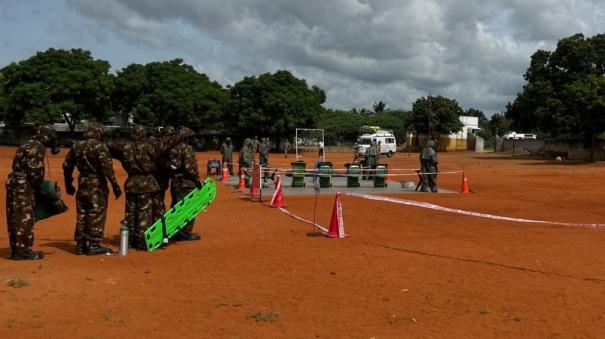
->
xmin=295 ymin=128 xmax=325 ymax=162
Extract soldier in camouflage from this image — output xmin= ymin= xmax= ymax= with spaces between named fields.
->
xmin=259 ymin=138 xmax=270 ymax=182
xmin=238 ymin=138 xmax=253 ymax=174
xmin=108 ymin=125 xmax=192 ymax=249
xmin=168 ymin=136 xmax=202 ymax=241
xmin=6 ymin=125 xmax=61 ymax=260
xmin=63 ymin=122 xmax=122 ymax=255
xmin=153 ymin=126 xmax=175 ymax=223
xmin=220 ymin=137 xmax=234 ymax=176
xmin=420 ymin=140 xmax=439 ymax=192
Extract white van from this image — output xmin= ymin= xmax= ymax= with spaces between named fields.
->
xmin=357 ymin=130 xmax=397 ymax=157
xmin=503 ymin=132 xmax=537 ymax=140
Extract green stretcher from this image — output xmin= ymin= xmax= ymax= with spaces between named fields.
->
xmin=144 ymin=178 xmax=217 ymax=251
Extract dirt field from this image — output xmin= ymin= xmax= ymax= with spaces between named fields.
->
xmin=1 ymin=146 xmax=604 ymax=338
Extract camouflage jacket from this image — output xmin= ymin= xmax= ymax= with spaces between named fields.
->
xmin=168 ymin=142 xmax=200 ymax=188
xmin=10 ymin=139 xmax=46 ymax=190
xmin=63 ymin=138 xmax=118 ymax=187
xmin=239 ymin=146 xmax=253 ymax=167
xmin=220 ymin=143 xmax=233 ymax=160
xmin=260 ymin=142 xmax=270 ymax=157
xmin=108 ymin=134 xmax=185 ymax=193
xmin=420 ymin=147 xmax=438 ymax=168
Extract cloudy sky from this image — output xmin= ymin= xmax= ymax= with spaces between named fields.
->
xmin=1 ymin=0 xmax=604 ymax=114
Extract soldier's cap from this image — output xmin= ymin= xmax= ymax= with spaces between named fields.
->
xmin=84 ymin=122 xmax=104 ymax=139
xmin=427 ymin=140 xmax=436 ymax=148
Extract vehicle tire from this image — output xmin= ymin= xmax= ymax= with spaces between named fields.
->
xmin=387 ymin=151 xmax=393 ymax=158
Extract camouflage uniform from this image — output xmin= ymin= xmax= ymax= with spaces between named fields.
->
xmin=238 ymin=138 xmax=253 ymax=173
xmin=108 ymin=125 xmax=191 ymax=249
xmin=283 ymin=139 xmax=290 ymax=158
xmin=63 ymin=122 xmax=122 ymax=255
xmin=259 ymin=138 xmax=270 ymax=166
xmin=6 ymin=126 xmax=60 ymax=260
xmin=153 ymin=126 xmax=175 ymax=223
xmin=168 ymin=141 xmax=202 ymax=241
xmin=365 ymin=141 xmax=380 ymax=178
xmin=420 ymin=140 xmax=439 ymax=193
xmin=220 ymin=137 xmax=234 ymax=175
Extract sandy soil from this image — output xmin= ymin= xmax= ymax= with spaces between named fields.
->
xmin=0 ymin=146 xmax=604 ymax=338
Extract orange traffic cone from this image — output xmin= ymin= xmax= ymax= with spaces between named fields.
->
xmin=238 ymin=169 xmax=246 ymax=190
xmin=221 ymin=162 xmax=229 ymax=183
xmin=269 ymin=175 xmax=287 ymax=208
xmin=325 ymin=193 xmax=347 ymax=238
xmin=460 ymin=171 xmax=471 ymax=193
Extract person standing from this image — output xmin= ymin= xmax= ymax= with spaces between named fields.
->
xmin=153 ymin=126 xmax=175 ymax=224
xmin=6 ymin=126 xmax=61 ymax=260
xmin=168 ymin=137 xmax=202 ymax=241
xmin=108 ymin=125 xmax=192 ymax=249
xmin=259 ymin=138 xmax=271 ymax=183
xmin=318 ymin=140 xmax=324 ymax=158
xmin=283 ymin=139 xmax=291 ymax=158
xmin=420 ymin=140 xmax=439 ymax=192
xmin=352 ymin=142 xmax=361 ymax=163
xmin=220 ymin=137 xmax=234 ymax=175
xmin=63 ymin=122 xmax=122 ymax=255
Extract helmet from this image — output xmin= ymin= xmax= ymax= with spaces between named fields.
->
xmin=158 ymin=126 xmax=175 ymax=137
xmin=131 ymin=124 xmax=147 ymax=141
xmin=35 ymin=125 xmax=60 ymax=154
xmin=84 ymin=122 xmax=103 ymax=140
xmin=427 ymin=140 xmax=435 ymax=148
xmin=243 ymin=138 xmax=251 ymax=146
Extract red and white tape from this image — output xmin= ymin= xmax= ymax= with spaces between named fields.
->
xmin=345 ymin=192 xmax=605 ymax=229
xmin=277 ymin=207 xmax=329 ymax=233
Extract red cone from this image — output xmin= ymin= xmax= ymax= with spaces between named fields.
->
xmin=325 ymin=193 xmax=347 ymax=238
xmin=460 ymin=171 xmax=471 ymax=193
xmin=269 ymin=175 xmax=287 ymax=208
xmin=221 ymin=162 xmax=229 ymax=183
xmin=238 ymin=168 xmax=246 ymax=190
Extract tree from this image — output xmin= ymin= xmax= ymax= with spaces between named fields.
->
xmin=0 ymin=48 xmax=114 ymax=132
xmin=225 ymin=70 xmax=325 ymax=137
xmin=113 ymin=59 xmax=227 ymax=128
xmin=318 ymin=109 xmax=367 ymax=145
xmin=372 ymin=101 xmax=387 ymax=114
xmin=409 ymin=95 xmax=463 ymax=137
xmin=506 ymin=33 xmax=605 ymax=160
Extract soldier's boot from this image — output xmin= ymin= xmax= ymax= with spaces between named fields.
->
xmin=11 ymin=251 xmax=44 ymax=260
xmin=173 ymin=231 xmax=201 ymax=241
xmin=86 ymin=242 xmax=113 ymax=256
xmin=75 ymin=240 xmax=87 ymax=255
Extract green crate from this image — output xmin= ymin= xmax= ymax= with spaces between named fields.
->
xmin=291 ymin=161 xmax=306 ymax=187
xmin=373 ymin=164 xmax=388 ymax=188
xmin=318 ymin=162 xmax=332 ymax=188
xmin=346 ymin=163 xmax=361 ymax=187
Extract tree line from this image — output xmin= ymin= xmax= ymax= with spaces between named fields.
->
xmin=0 ymin=32 xmax=603 ymax=154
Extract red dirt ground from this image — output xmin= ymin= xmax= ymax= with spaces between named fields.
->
xmin=0 ymin=146 xmax=604 ymax=338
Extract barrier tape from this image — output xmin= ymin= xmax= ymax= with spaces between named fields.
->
xmin=344 ymin=192 xmax=605 ymax=229
xmin=277 ymin=207 xmax=329 ymax=233
xmin=260 ymin=169 xmax=461 ymax=177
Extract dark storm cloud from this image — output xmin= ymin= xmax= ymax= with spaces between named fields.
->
xmin=66 ymin=0 xmax=605 ymax=113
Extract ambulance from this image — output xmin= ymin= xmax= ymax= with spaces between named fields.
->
xmin=357 ymin=129 xmax=397 ymax=157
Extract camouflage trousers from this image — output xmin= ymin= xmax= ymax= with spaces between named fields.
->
xmin=74 ymin=177 xmax=109 ymax=243
xmin=6 ymin=173 xmax=36 ymax=255
xmin=170 ymin=183 xmax=196 ymax=234
xmin=125 ymin=192 xmax=157 ymax=246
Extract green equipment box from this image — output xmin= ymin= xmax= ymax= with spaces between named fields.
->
xmin=317 ymin=161 xmax=333 ymax=188
xmin=373 ymin=164 xmax=388 ymax=188
xmin=291 ymin=161 xmax=306 ymax=187
xmin=345 ymin=163 xmax=361 ymax=187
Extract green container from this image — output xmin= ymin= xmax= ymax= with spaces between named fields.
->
xmin=318 ymin=162 xmax=332 ymax=188
xmin=373 ymin=164 xmax=388 ymax=188
xmin=291 ymin=161 xmax=306 ymax=187
xmin=346 ymin=163 xmax=360 ymax=187
xmin=35 ymin=180 xmax=68 ymax=221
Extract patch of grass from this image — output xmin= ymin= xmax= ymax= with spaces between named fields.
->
xmin=5 ymin=278 xmax=29 ymax=288
xmin=248 ymin=310 xmax=280 ymax=322
xmin=104 ymin=309 xmax=114 ymax=321
xmin=479 ymin=309 xmax=489 ymax=315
